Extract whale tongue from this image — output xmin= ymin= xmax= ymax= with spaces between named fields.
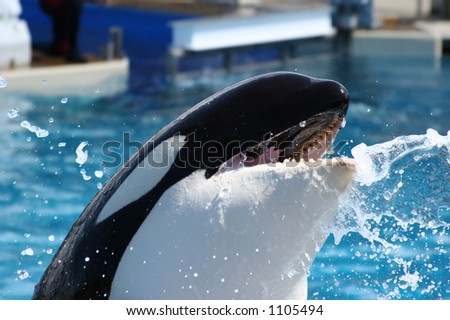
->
xmin=218 ymin=147 xmax=280 ymax=173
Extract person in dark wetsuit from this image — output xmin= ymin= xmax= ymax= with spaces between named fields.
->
xmin=39 ymin=0 xmax=86 ymax=62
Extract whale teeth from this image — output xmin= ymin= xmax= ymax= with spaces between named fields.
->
xmin=291 ymin=113 xmax=345 ymax=162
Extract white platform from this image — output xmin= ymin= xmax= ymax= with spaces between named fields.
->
xmin=416 ymin=21 xmax=450 ymax=41
xmin=352 ymin=29 xmax=442 ymax=58
xmin=1 ymin=58 xmax=129 ymax=97
xmin=0 ymin=0 xmax=127 ymax=98
xmin=170 ymin=8 xmax=334 ymax=52
xmin=0 ymin=0 xmax=31 ymax=68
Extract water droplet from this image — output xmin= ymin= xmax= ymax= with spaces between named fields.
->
xmin=21 ymin=248 xmax=34 ymax=256
xmin=42 ymin=79 xmax=48 ymax=84
xmin=94 ymin=89 xmax=100 ymax=94
xmin=61 ymin=97 xmax=68 ymax=104
xmin=58 ymin=142 xmax=66 ymax=147
xmin=17 ymin=270 xmax=29 ymax=280
xmin=85 ymin=257 xmax=90 ymax=262
xmin=48 ymin=117 xmax=54 ymax=123
xmin=7 ymin=108 xmax=19 ymax=118
xmin=36 ymin=130 xmax=49 ymax=138
xmin=96 ymin=182 xmax=103 ymax=189
xmin=75 ymin=141 xmax=89 ymax=165
xmin=0 ymin=75 xmax=7 ymax=88
xmin=94 ymin=170 xmax=104 ymax=178
xmin=80 ymin=168 xmax=91 ymax=181
xmin=48 ymin=235 xmax=55 ymax=242
xmin=299 ymin=120 xmax=306 ymax=128
xmin=193 ymin=273 xmax=198 ymax=277
xmin=20 ymin=120 xmax=49 ymax=138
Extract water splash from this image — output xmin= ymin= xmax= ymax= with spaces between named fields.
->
xmin=351 ymin=128 xmax=449 ymax=186
xmin=329 ymin=129 xmax=449 ymax=299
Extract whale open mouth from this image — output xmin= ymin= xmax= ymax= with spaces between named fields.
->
xmin=219 ymin=110 xmax=346 ymax=172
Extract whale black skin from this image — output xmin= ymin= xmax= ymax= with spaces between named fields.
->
xmin=33 ymin=72 xmax=349 ymax=299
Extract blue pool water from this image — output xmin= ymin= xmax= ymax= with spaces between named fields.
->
xmin=1 ymin=2 xmax=449 ymax=300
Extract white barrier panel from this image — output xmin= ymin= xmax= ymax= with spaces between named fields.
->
xmin=171 ymin=8 xmax=334 ymax=51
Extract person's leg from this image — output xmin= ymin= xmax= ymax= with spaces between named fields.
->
xmin=63 ymin=0 xmax=84 ymax=60
xmin=39 ymin=0 xmax=66 ymax=54
xmin=39 ymin=0 xmax=85 ymax=61
xmin=53 ymin=7 xmax=70 ymax=54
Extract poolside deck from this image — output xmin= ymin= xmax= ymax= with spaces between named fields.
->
xmin=2 ymin=56 xmax=129 ymax=98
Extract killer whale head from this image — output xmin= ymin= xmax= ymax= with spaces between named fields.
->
xmin=159 ymin=71 xmax=348 ymax=177
xmin=33 ymin=72 xmax=351 ymax=299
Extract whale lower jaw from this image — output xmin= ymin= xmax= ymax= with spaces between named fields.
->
xmin=109 ymin=158 xmax=356 ymax=299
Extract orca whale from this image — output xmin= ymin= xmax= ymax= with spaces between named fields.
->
xmin=33 ymin=72 xmax=355 ymax=299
